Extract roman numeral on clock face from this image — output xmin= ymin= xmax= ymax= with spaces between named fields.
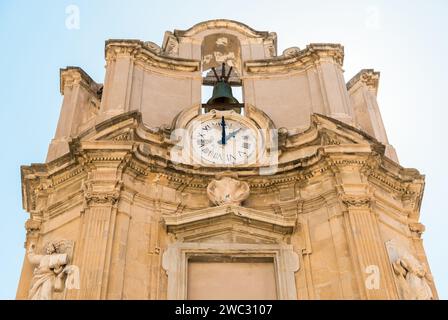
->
xmin=192 ymin=118 xmax=256 ymax=165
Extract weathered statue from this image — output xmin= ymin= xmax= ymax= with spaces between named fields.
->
xmin=27 ymin=240 xmax=79 ymax=300
xmin=386 ymin=240 xmax=433 ymax=300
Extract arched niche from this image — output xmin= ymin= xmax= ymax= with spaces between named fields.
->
xmin=201 ymin=33 xmax=242 ymax=75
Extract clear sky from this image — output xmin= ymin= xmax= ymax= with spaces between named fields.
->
xmin=1 ymin=0 xmax=447 ymax=299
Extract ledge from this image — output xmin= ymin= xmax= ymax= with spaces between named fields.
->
xmin=173 ymin=19 xmax=273 ymax=39
xmin=105 ymin=39 xmax=200 ymax=72
xmin=346 ymin=69 xmax=380 ymax=95
xmin=59 ymin=66 xmax=102 ymax=97
xmin=245 ymin=43 xmax=344 ymax=74
xmin=163 ymin=205 xmax=297 ymax=234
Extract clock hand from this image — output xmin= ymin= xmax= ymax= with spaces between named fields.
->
xmin=220 ymin=116 xmax=226 ymax=145
xmin=224 ymin=128 xmax=242 ymax=141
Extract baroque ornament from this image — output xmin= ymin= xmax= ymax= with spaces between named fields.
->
xmin=206 ymin=175 xmax=250 ymax=206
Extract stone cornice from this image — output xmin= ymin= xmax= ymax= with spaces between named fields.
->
xmin=21 ymin=110 xmax=425 ymax=214
xmin=346 ymin=69 xmax=380 ymax=96
xmin=244 ymin=43 xmax=344 ymax=74
xmin=104 ymin=39 xmax=200 ymax=72
xmin=173 ymin=19 xmax=273 ymax=39
xmin=59 ymin=66 xmax=102 ymax=98
xmin=163 ymin=205 xmax=297 ymax=235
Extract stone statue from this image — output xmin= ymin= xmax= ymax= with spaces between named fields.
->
xmin=386 ymin=240 xmax=433 ymax=300
xmin=27 ymin=240 xmax=80 ymax=300
xmin=207 ymin=175 xmax=250 ymax=206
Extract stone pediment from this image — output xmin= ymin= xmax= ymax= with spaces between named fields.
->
xmin=163 ymin=205 xmax=297 ymax=243
xmin=266 ymin=113 xmax=387 ymax=172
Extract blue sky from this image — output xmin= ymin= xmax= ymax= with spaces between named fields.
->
xmin=1 ymin=0 xmax=447 ymax=299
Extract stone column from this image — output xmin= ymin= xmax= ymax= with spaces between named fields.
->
xmin=73 ymin=151 xmax=131 ymax=299
xmin=340 ymin=194 xmax=398 ymax=299
xmin=104 ymin=190 xmax=134 ymax=299
xmin=331 ymin=158 xmax=398 ymax=300
xmin=75 ymin=180 xmax=121 ymax=299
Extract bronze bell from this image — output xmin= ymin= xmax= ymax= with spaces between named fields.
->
xmin=206 ymin=63 xmax=239 ymax=105
xmin=207 ymin=81 xmax=239 ymax=105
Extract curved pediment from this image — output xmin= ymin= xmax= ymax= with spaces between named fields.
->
xmin=173 ymin=19 xmax=273 ymax=39
xmin=163 ymin=205 xmax=297 ymax=243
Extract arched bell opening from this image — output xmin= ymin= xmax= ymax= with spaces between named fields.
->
xmin=200 ymin=33 xmax=244 ymax=114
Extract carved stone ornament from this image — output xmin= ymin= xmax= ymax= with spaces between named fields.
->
xmin=341 ymin=195 xmax=371 ymax=209
xmin=27 ymin=240 xmax=80 ymax=300
xmin=386 ymin=239 xmax=433 ymax=300
xmin=82 ymin=180 xmax=122 ymax=206
xmin=207 ymin=175 xmax=250 ymax=206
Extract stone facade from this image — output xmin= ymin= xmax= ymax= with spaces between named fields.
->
xmin=17 ymin=20 xmax=436 ymax=300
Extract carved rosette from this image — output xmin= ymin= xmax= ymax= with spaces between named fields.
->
xmin=207 ymin=176 xmax=250 ymax=206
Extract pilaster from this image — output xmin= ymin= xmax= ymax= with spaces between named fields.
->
xmin=74 ymin=153 xmax=130 ymax=299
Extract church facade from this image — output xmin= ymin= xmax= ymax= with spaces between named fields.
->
xmin=17 ymin=20 xmax=437 ymax=300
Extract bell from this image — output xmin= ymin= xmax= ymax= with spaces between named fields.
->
xmin=206 ymin=63 xmax=239 ymax=105
xmin=207 ymin=81 xmax=239 ymax=105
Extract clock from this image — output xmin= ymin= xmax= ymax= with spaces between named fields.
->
xmin=190 ymin=114 xmax=259 ymax=166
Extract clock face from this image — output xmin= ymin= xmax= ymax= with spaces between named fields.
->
xmin=191 ymin=117 xmax=258 ymax=166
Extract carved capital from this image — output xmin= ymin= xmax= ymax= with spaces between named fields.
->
xmin=105 ymin=42 xmax=141 ymax=63
xmin=341 ymin=195 xmax=371 ymax=209
xmin=82 ymin=180 xmax=123 ymax=207
xmin=24 ymin=219 xmax=42 ymax=248
xmin=25 ymin=219 xmax=41 ymax=234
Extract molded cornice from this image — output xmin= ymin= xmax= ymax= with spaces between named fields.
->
xmin=21 ymin=110 xmax=424 ymax=215
xmin=347 ymin=69 xmax=380 ymax=96
xmin=104 ymin=39 xmax=200 ymax=72
xmin=245 ymin=43 xmax=344 ymax=74
xmin=163 ymin=205 xmax=296 ymax=235
xmin=59 ymin=66 xmax=102 ymax=97
xmin=173 ymin=19 xmax=274 ymax=39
